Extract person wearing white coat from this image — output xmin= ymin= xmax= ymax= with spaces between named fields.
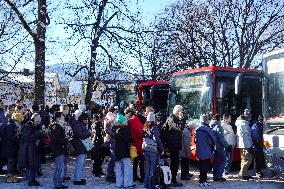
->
xmin=221 ymin=113 xmax=236 ymax=175
xmin=235 ymin=110 xmax=253 ymax=180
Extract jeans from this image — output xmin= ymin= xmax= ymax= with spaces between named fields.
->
xmin=181 ymin=157 xmax=190 ymax=178
xmin=213 ymin=150 xmax=226 ymax=179
xmin=199 ymin=159 xmax=210 ymax=183
xmin=225 ymin=149 xmax=233 ymax=173
xmin=115 ymin=158 xmax=133 ymax=188
xmin=53 ymin=154 xmax=65 ymax=187
xmin=7 ymin=158 xmax=16 ymax=175
xmin=169 ymin=147 xmax=180 ymax=183
xmin=74 ymin=154 xmax=86 ymax=181
xmin=64 ymin=156 xmax=68 ymax=177
xmin=107 ymin=142 xmax=115 ymax=177
xmin=133 ymin=155 xmax=145 ymax=180
xmin=27 ymin=168 xmax=37 ymax=182
xmin=144 ymin=151 xmax=159 ymax=189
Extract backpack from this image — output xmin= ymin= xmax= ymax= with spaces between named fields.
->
xmin=142 ymin=137 xmax=157 ymax=152
xmin=151 ymin=160 xmax=172 ymax=189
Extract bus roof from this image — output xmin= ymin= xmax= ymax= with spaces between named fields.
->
xmin=173 ymin=66 xmax=262 ymax=76
xmin=138 ymin=80 xmax=169 ymax=89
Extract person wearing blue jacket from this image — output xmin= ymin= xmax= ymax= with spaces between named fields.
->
xmin=210 ymin=114 xmax=230 ymax=182
xmin=251 ymin=115 xmax=265 ymax=177
xmin=195 ymin=114 xmax=215 ymax=187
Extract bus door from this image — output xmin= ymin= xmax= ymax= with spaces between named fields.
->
xmin=150 ymin=84 xmax=170 ymax=112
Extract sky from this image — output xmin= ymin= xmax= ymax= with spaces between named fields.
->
xmin=139 ymin=0 xmax=175 ymax=23
xmin=44 ymin=0 xmax=176 ymax=67
xmin=1 ymin=0 xmax=176 ymax=71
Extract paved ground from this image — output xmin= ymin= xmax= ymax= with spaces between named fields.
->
xmin=0 ymin=157 xmax=283 ymax=189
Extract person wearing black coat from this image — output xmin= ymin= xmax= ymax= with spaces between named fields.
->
xmin=50 ymin=112 xmax=69 ymax=189
xmin=161 ymin=105 xmax=185 ymax=187
xmin=17 ymin=113 xmax=42 ymax=187
xmin=72 ymin=112 xmax=91 ymax=185
xmin=90 ymin=114 xmax=105 ymax=177
xmin=2 ymin=113 xmax=24 ymax=183
xmin=113 ymin=114 xmax=134 ymax=188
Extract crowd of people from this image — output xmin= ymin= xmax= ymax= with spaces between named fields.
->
xmin=0 ymin=98 xmax=266 ymax=189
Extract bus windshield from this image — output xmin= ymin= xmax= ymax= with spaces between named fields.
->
xmin=117 ymin=82 xmax=137 ymax=110
xmin=169 ymin=72 xmax=213 ymax=121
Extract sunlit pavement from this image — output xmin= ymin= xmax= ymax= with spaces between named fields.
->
xmin=0 ymin=158 xmax=283 ymax=189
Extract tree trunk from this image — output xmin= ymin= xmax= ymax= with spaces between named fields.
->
xmin=85 ymin=43 xmax=98 ymax=108
xmin=34 ymin=0 xmax=47 ymax=105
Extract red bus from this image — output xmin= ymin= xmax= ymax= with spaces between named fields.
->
xmin=117 ymin=80 xmax=170 ymax=112
xmin=169 ymin=66 xmax=263 ymax=161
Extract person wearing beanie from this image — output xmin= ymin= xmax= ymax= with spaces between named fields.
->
xmin=147 ymin=112 xmax=155 ymax=122
xmin=195 ymin=114 xmax=215 ymax=187
xmin=112 ymin=114 xmax=134 ymax=188
xmin=74 ymin=110 xmax=82 ymax=121
xmin=2 ymin=112 xmax=24 ymax=183
xmin=143 ymin=112 xmax=164 ymax=189
xmin=161 ymin=105 xmax=185 ymax=187
xmin=235 ymin=110 xmax=253 ymax=180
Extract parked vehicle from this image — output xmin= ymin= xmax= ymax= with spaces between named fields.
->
xmin=262 ymin=49 xmax=284 ymax=175
xmin=169 ymin=66 xmax=264 ymax=161
xmin=117 ymin=80 xmax=170 ymax=112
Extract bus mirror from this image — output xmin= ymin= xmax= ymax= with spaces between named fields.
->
xmin=235 ymin=73 xmax=243 ymax=95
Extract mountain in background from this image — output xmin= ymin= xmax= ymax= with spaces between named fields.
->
xmin=45 ymin=63 xmax=132 ymax=85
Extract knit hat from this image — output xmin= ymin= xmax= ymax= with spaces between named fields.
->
xmin=243 ymin=109 xmax=252 ymax=119
xmin=78 ymin=104 xmax=86 ymax=112
xmin=200 ymin=114 xmax=210 ymax=124
xmin=12 ymin=113 xmax=24 ymax=122
xmin=116 ymin=114 xmax=126 ymax=124
xmin=147 ymin=112 xmax=155 ymax=122
xmin=74 ymin=110 xmax=82 ymax=120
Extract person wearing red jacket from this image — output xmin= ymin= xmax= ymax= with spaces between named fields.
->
xmin=127 ymin=108 xmax=145 ymax=183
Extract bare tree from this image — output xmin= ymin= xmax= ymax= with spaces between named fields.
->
xmin=62 ymin=0 xmax=142 ymax=108
xmin=4 ymin=0 xmax=50 ymax=105
xmin=148 ymin=0 xmax=284 ymax=79
xmin=0 ymin=2 xmax=33 ymax=77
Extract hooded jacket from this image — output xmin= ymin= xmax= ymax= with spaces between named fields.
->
xmin=195 ymin=124 xmax=216 ymax=160
xmin=235 ymin=116 xmax=253 ymax=149
xmin=221 ymin=121 xmax=236 ymax=146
